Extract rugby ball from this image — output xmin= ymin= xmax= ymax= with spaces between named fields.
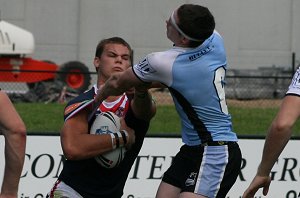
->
xmin=90 ymin=111 xmax=126 ymax=168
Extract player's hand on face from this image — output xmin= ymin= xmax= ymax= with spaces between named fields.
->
xmin=242 ymin=175 xmax=271 ymax=198
xmin=120 ymin=118 xmax=135 ymax=149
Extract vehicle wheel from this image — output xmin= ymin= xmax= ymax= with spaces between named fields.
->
xmin=26 ymin=60 xmax=56 ymax=90
xmin=58 ymin=61 xmax=91 ymax=93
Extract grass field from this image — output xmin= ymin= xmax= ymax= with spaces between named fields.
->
xmin=14 ymin=101 xmax=300 ymax=137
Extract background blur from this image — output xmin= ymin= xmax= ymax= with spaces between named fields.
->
xmin=1 ymin=0 xmax=300 ymax=101
xmin=1 ymin=0 xmax=299 ymax=71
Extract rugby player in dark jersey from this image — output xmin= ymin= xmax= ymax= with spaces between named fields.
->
xmin=47 ymin=37 xmax=156 ymax=198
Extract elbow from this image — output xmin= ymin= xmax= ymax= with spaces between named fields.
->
xmin=63 ymin=153 xmax=77 ymax=161
xmin=146 ymin=105 xmax=157 ymax=120
xmin=2 ymin=122 xmax=27 ymax=152
xmin=12 ymin=122 xmax=27 ymax=136
xmin=271 ymin=120 xmax=293 ymax=136
xmin=62 ymin=142 xmax=82 ymax=160
xmin=63 ymin=148 xmax=80 ymax=161
xmin=9 ymin=123 xmax=27 ymax=144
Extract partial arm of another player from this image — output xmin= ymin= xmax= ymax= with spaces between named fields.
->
xmin=131 ymin=87 xmax=156 ymax=122
xmin=0 ymin=91 xmax=26 ymax=198
xmin=243 ymin=95 xmax=300 ymax=197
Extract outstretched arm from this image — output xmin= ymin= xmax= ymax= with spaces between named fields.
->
xmin=95 ymin=67 xmax=149 ymax=104
xmin=243 ymin=95 xmax=300 ymax=197
xmin=0 ymin=91 xmax=26 ymax=198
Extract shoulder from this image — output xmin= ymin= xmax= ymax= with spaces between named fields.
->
xmin=148 ymin=49 xmax=184 ymax=65
xmin=67 ymin=88 xmax=95 ymax=106
xmin=134 ymin=49 xmax=182 ymax=73
xmin=64 ymin=87 xmax=95 ymax=120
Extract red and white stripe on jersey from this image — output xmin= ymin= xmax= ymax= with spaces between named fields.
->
xmin=99 ymin=93 xmax=129 ymax=117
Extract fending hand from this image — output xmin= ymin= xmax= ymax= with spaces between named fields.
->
xmin=242 ymin=175 xmax=271 ymax=198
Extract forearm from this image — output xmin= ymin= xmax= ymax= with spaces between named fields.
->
xmin=257 ymin=125 xmax=292 ymax=176
xmin=131 ymin=89 xmax=156 ymax=121
xmin=97 ymin=73 xmax=133 ymax=103
xmin=1 ymin=130 xmax=26 ymax=195
xmin=257 ymin=95 xmax=300 ymax=176
xmin=61 ymin=114 xmax=130 ymax=160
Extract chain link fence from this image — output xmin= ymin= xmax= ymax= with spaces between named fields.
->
xmin=0 ymin=67 xmax=295 ymax=108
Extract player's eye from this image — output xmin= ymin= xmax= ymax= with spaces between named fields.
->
xmin=122 ymin=55 xmax=130 ymax=61
xmin=107 ymin=52 xmax=116 ymax=57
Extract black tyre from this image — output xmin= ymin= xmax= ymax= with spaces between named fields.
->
xmin=58 ymin=61 xmax=91 ymax=93
xmin=26 ymin=60 xmax=56 ymax=90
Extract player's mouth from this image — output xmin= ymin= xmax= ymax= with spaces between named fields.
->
xmin=112 ymin=67 xmax=124 ymax=72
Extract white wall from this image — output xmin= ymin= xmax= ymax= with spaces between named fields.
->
xmin=1 ymin=0 xmax=299 ymax=71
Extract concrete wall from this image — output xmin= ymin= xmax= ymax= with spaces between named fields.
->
xmin=1 ymin=0 xmax=299 ymax=72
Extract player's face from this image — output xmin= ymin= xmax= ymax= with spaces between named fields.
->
xmin=166 ymin=9 xmax=182 ymax=46
xmin=94 ymin=43 xmax=131 ymax=82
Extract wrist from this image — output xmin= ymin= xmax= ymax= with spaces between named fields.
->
xmin=256 ymin=164 xmax=272 ymax=177
xmin=110 ymin=130 xmax=129 ymax=149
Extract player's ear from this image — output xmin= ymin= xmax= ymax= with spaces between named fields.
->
xmin=94 ymin=57 xmax=100 ymax=70
xmin=181 ymin=37 xmax=190 ymax=46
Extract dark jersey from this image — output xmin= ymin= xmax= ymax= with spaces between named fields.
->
xmin=58 ymin=86 xmax=150 ymax=198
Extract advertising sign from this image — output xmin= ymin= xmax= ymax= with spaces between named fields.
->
xmin=0 ymin=136 xmax=299 ymax=198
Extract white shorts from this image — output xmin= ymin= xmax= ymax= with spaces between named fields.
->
xmin=47 ymin=180 xmax=83 ymax=198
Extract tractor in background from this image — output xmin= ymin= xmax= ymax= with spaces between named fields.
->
xmin=0 ymin=20 xmax=91 ymax=94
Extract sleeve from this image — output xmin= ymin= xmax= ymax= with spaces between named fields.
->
xmin=64 ymin=88 xmax=95 ymax=121
xmin=286 ymin=67 xmax=300 ymax=96
xmin=132 ymin=51 xmax=178 ymax=87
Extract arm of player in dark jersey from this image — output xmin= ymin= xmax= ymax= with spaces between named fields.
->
xmin=61 ymin=108 xmax=119 ymax=160
xmin=131 ymin=88 xmax=156 ymax=121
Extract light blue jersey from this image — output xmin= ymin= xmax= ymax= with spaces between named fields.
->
xmin=133 ymin=31 xmax=238 ymax=146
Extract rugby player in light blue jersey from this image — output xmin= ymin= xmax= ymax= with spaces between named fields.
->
xmin=95 ymin=4 xmax=242 ymax=198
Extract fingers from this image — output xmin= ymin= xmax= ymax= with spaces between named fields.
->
xmin=242 ymin=175 xmax=271 ymax=198
xmin=262 ymin=183 xmax=270 ymax=196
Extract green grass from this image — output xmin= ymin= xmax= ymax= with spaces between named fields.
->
xmin=14 ymin=103 xmax=65 ymax=134
xmin=230 ymin=107 xmax=277 ymax=136
xmin=14 ymin=102 xmax=300 ymax=137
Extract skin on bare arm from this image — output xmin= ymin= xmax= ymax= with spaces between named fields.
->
xmin=60 ymin=40 xmax=138 ymax=161
xmin=131 ymin=88 xmax=156 ymax=122
xmin=60 ymin=74 xmax=154 ymax=161
xmin=0 ymin=91 xmax=26 ymax=198
xmin=95 ymin=67 xmax=148 ymax=104
xmin=60 ymin=106 xmax=135 ymax=160
xmin=243 ymin=95 xmax=300 ymax=198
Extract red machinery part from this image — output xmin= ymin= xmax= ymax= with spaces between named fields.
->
xmin=0 ymin=57 xmax=58 ymax=83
